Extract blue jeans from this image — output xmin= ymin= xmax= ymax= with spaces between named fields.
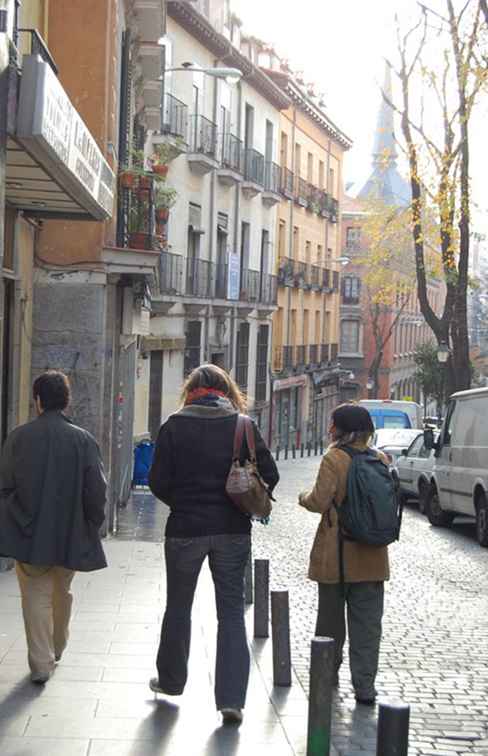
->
xmin=156 ymin=534 xmax=251 ymax=710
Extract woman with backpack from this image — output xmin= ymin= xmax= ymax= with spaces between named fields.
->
xmin=148 ymin=364 xmax=279 ymax=725
xmin=299 ymin=403 xmax=390 ymax=705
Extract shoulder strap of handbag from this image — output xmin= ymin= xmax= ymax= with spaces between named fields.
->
xmin=232 ymin=415 xmax=256 ymax=463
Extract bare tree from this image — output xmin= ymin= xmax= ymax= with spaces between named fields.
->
xmin=385 ymin=1 xmax=486 ymax=394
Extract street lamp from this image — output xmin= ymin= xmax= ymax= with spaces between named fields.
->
xmin=437 ymin=341 xmax=449 ymax=364
xmin=159 ymin=63 xmax=243 ymax=86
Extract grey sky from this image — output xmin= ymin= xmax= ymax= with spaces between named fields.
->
xmin=232 ymin=0 xmax=487 ymax=233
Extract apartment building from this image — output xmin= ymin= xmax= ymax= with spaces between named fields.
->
xmin=1 ymin=0 xmax=167 ymax=534
xmin=254 ymin=53 xmax=352 ymax=448
xmin=135 ymin=0 xmax=290 ymax=439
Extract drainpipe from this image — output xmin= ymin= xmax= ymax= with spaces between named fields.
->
xmin=229 ymin=78 xmax=243 ymax=373
xmin=204 ymin=62 xmax=220 ymax=363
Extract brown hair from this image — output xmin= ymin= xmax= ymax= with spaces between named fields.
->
xmin=33 ymin=370 xmax=71 ymax=411
xmin=180 ymin=364 xmax=247 ymax=412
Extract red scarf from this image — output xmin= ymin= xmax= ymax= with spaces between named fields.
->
xmin=185 ymin=387 xmax=227 ymax=405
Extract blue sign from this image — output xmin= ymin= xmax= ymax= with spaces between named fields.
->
xmin=227 ymin=253 xmax=240 ymax=300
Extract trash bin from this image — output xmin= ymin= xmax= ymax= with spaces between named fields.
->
xmin=132 ymin=441 xmax=155 ymax=487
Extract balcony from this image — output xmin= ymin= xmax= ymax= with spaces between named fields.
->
xmin=283 ymin=346 xmax=294 ymax=369
xmin=277 ymin=257 xmax=295 ymax=286
xmin=295 ymin=177 xmax=309 ymax=208
xmin=160 ymin=251 xmax=184 ymax=295
xmin=296 ymin=345 xmax=306 ymax=367
xmin=242 ymin=148 xmax=265 ymax=198
xmin=342 ymin=293 xmax=360 ymax=305
xmin=294 ymin=261 xmax=309 ymax=288
xmin=330 ymin=344 xmax=339 ymax=362
xmin=240 ymin=269 xmax=260 ymax=303
xmin=280 ymin=167 xmax=294 ymax=200
xmin=218 ymin=133 xmax=243 ymax=187
xmin=318 ymin=190 xmax=330 ymax=218
xmin=116 ymin=177 xmax=157 ymax=252
xmin=322 ymin=269 xmax=333 ymax=293
xmin=186 ymin=257 xmax=214 ymax=298
xmin=307 ymin=184 xmax=322 ymax=214
xmin=158 ymin=93 xmax=188 ymax=145
xmin=329 ymin=196 xmax=339 ymax=222
xmin=321 ymin=344 xmax=330 ymax=364
xmin=262 ymin=161 xmax=281 ymax=207
xmin=259 ymin=273 xmax=278 ymax=307
xmin=187 ymin=114 xmax=219 ymax=175
xmin=215 ymin=263 xmax=228 ymax=300
xmin=308 ymin=344 xmax=319 ymax=365
xmin=311 ymin=265 xmax=321 ymax=291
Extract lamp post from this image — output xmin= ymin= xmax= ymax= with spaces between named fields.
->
xmin=436 ymin=341 xmax=449 ymax=420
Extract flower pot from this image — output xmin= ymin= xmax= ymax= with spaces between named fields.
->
xmin=128 ymin=232 xmax=149 ymax=250
xmin=153 ymin=164 xmax=169 ymax=178
xmin=138 ymin=175 xmax=153 ymax=191
xmin=118 ymin=170 xmax=137 ymax=189
xmin=156 ymin=207 xmax=170 ymax=223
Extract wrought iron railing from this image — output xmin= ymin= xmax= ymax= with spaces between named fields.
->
xmin=328 ymin=196 xmax=339 ymax=222
xmin=17 ymin=28 xmax=58 ymax=74
xmin=240 ymin=269 xmax=260 ymax=302
xmin=308 ymin=345 xmax=318 ymax=365
xmin=296 ymin=345 xmax=306 ymax=366
xmin=283 ymin=346 xmax=294 ymax=369
xmin=160 ymin=252 xmax=183 ymax=294
xmin=322 ymin=269 xmax=332 ymax=290
xmin=264 ymin=161 xmax=281 ymax=194
xmin=295 ymin=177 xmax=309 ymax=206
xmin=190 ymin=114 xmax=218 ymax=158
xmin=321 ymin=344 xmax=330 ymax=363
xmin=311 ymin=265 xmax=321 ymax=290
xmin=330 ymin=343 xmax=339 ymax=361
xmin=186 ymin=257 xmax=214 ymax=298
xmin=259 ymin=274 xmax=278 ymax=305
xmin=161 ymin=93 xmax=188 ymax=140
xmin=215 ymin=263 xmax=228 ymax=299
xmin=243 ymin=148 xmax=265 ymax=185
xmin=280 ymin=167 xmax=294 ymax=198
xmin=222 ymin=133 xmax=243 ymax=173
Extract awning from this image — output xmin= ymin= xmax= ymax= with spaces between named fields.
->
xmin=12 ymin=55 xmax=115 ymax=220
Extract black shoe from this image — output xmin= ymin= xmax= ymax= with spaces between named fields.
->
xmin=355 ymin=695 xmax=376 ymax=706
xmin=221 ymin=708 xmax=243 ymax=725
xmin=149 ymin=677 xmax=183 ymax=696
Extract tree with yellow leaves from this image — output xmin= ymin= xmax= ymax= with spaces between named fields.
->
xmin=384 ymin=0 xmax=488 ymax=394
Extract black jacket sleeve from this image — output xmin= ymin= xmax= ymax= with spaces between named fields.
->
xmin=149 ymin=421 xmax=173 ymax=503
xmin=83 ymin=437 xmax=107 ymax=527
xmin=0 ymin=433 xmax=15 ymax=492
xmin=252 ymin=422 xmax=279 ymax=493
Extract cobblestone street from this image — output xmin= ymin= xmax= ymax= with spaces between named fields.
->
xmin=252 ymin=457 xmax=488 ymax=756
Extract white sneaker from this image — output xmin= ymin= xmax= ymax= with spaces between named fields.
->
xmin=221 ymin=708 xmax=243 ymax=725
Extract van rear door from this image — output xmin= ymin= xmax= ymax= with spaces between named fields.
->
xmin=450 ymin=396 xmax=486 ymax=516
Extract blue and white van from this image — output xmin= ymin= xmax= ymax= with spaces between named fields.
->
xmin=359 ymin=400 xmax=423 ymax=430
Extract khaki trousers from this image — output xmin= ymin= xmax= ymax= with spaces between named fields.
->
xmin=16 ymin=563 xmax=75 ymax=676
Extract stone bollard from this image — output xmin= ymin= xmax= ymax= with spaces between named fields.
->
xmin=292 ymin=444 xmax=296 ymax=459
xmin=301 ymin=443 xmax=305 ymax=458
xmin=307 ymin=443 xmax=311 ymax=457
xmin=285 ymin=446 xmax=289 ymax=460
xmin=276 ymin=446 xmax=280 ymax=461
xmin=271 ymin=590 xmax=291 ymax=687
xmin=376 ymin=701 xmax=410 ymax=756
xmin=306 ymin=636 xmax=335 ymax=756
xmin=244 ymin=550 xmax=253 ymax=605
xmin=254 ymin=559 xmax=269 ymax=638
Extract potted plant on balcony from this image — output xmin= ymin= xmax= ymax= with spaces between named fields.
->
xmin=118 ymin=148 xmax=149 ymax=190
xmin=128 ymin=203 xmax=149 ymax=251
xmin=150 ymin=143 xmax=174 ymax=177
xmin=154 ymin=184 xmax=178 ymax=231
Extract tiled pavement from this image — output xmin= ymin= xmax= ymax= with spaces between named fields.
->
xmin=0 ymin=538 xmax=333 ymax=756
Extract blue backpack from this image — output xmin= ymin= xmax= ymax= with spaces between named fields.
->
xmin=337 ymin=447 xmax=402 ymax=583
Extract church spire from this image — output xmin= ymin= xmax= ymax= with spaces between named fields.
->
xmin=358 ymin=61 xmax=411 ymax=207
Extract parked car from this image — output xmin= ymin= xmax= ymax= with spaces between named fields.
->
xmin=360 ymin=400 xmax=423 ymax=430
xmin=395 ymin=432 xmax=438 ymax=513
xmin=424 ymin=386 xmax=488 ymax=547
xmin=372 ymin=428 xmax=422 ymax=465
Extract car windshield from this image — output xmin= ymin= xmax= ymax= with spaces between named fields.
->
xmin=373 ymin=429 xmax=421 ymax=449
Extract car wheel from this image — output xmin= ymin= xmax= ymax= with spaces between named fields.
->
xmin=418 ymin=480 xmax=428 ymax=515
xmin=475 ymin=492 xmax=488 ymax=548
xmin=426 ymin=484 xmax=455 ymax=527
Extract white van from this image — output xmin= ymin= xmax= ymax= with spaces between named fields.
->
xmin=424 ymin=387 xmax=488 ymax=546
xmin=359 ymin=400 xmax=423 ymax=430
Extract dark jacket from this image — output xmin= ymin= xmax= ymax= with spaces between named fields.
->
xmin=0 ymin=411 xmax=107 ymax=571
xmin=149 ymin=404 xmax=279 ymax=537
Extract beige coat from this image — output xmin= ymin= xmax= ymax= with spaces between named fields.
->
xmin=299 ymin=443 xmax=390 ymax=584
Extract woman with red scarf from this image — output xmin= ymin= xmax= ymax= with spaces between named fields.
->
xmin=148 ymin=364 xmax=279 ymax=724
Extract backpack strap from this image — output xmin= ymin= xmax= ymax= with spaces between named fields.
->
xmin=243 ymin=416 xmax=257 ymax=464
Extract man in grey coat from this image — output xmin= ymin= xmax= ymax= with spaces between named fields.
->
xmin=0 ymin=371 xmax=107 ymax=683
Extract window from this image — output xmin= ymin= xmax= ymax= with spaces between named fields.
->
xmin=329 ymin=167 xmax=335 ymax=194
xmin=280 ymin=131 xmax=288 ymax=168
xmin=319 ymin=160 xmax=325 ymax=189
xmin=305 ymin=241 xmax=312 ymax=265
xmin=342 ymin=276 xmax=361 ymax=304
xmin=255 ymin=325 xmax=269 ymax=402
xmin=453 ymin=397 xmax=488 ymax=447
xmin=346 ymin=227 xmax=361 ymax=248
xmin=295 ymin=143 xmax=301 ymax=177
xmin=307 ymin=152 xmax=314 ymax=182
xmin=278 ymin=220 xmax=286 ymax=259
xmin=408 ymin=436 xmax=424 ymax=458
xmin=317 ymin=244 xmax=323 ymax=262
xmin=340 ymin=320 xmax=360 ymax=354
xmin=184 ymin=321 xmax=202 ymax=376
xmin=293 ymin=226 xmax=299 ymax=260
xmin=236 ymin=322 xmax=250 ymax=392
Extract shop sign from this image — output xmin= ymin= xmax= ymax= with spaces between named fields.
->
xmin=273 ymin=375 xmax=307 ymax=391
xmin=17 ymin=55 xmax=115 ymax=220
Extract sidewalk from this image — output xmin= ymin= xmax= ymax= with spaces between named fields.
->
xmin=0 ymin=540 xmax=337 ymax=756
